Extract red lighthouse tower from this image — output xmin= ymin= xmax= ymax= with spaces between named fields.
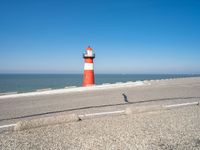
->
xmin=83 ymin=46 xmax=95 ymax=86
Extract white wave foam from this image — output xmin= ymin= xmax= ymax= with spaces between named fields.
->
xmin=0 ymin=81 xmax=148 ymax=99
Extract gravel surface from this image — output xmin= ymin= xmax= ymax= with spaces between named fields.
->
xmin=1 ymin=105 xmax=200 ymax=150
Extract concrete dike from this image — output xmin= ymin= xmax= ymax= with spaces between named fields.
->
xmin=3 ymin=101 xmax=199 ymax=131
xmin=14 ymin=114 xmax=80 ymax=131
xmin=1 ymin=77 xmax=200 ymax=132
xmin=0 ymin=80 xmax=147 ymax=99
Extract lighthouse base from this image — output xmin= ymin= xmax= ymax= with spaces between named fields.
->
xmin=83 ymin=70 xmax=95 ymax=87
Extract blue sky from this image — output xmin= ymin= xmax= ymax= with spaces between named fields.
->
xmin=0 ymin=0 xmax=200 ymax=74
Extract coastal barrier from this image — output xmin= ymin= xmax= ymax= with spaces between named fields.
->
xmin=0 ymin=77 xmax=193 ymax=99
xmin=0 ymin=80 xmax=146 ymax=99
xmin=0 ymin=101 xmax=198 ymax=131
xmin=14 ymin=114 xmax=79 ymax=131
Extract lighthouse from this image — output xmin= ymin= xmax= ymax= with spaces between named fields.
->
xmin=83 ymin=46 xmax=95 ymax=86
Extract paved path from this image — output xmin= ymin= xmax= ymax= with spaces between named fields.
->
xmin=0 ymin=77 xmax=200 ymax=126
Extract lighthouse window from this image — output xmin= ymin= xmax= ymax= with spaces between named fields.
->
xmin=87 ymin=51 xmax=93 ymax=56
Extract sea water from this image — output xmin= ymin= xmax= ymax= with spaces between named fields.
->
xmin=0 ymin=74 xmax=199 ymax=93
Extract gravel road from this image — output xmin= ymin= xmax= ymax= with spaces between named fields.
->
xmin=1 ymin=105 xmax=200 ymax=150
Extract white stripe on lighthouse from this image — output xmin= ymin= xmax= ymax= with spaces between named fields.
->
xmin=84 ymin=63 xmax=94 ymax=70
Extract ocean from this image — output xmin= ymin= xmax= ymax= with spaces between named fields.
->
xmin=0 ymin=74 xmax=199 ymax=93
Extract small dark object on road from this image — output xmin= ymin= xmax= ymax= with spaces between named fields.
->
xmin=122 ymin=93 xmax=129 ymax=103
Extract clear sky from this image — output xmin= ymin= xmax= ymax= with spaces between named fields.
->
xmin=0 ymin=0 xmax=200 ymax=74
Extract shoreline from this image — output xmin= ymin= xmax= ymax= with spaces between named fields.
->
xmin=1 ymin=74 xmax=200 ymax=94
xmin=0 ymin=76 xmax=199 ymax=99
xmin=0 ymin=80 xmax=146 ymax=99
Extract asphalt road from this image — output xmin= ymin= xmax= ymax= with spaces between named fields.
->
xmin=0 ymin=77 xmax=200 ymax=126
